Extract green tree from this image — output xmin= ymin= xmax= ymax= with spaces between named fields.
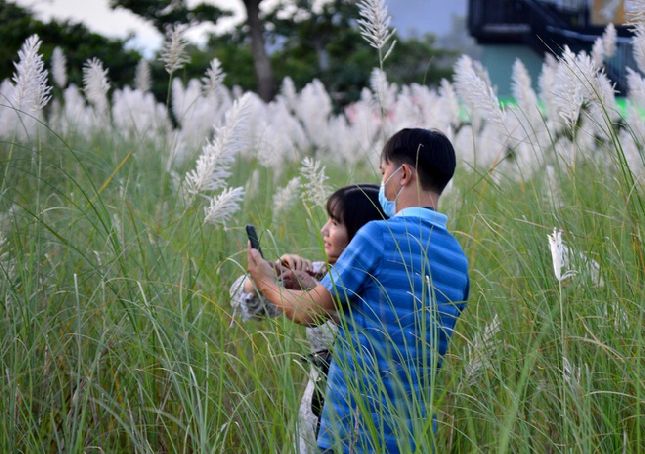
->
xmin=264 ymin=0 xmax=454 ymax=105
xmin=0 ymin=1 xmax=141 ymax=91
xmin=111 ymin=0 xmax=276 ymax=101
xmin=109 ymin=0 xmax=229 ymax=32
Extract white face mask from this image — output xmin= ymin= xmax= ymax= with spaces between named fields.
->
xmin=378 ymin=166 xmax=403 ymax=217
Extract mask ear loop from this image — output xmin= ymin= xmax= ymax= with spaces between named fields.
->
xmin=391 ymin=166 xmax=406 ymax=206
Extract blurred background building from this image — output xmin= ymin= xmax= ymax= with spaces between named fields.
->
xmin=467 ymin=0 xmax=635 ymax=96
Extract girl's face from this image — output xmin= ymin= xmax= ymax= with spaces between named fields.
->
xmin=320 ymin=217 xmax=349 ymax=264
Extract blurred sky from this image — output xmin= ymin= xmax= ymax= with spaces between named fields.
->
xmin=14 ymin=0 xmax=468 ymax=56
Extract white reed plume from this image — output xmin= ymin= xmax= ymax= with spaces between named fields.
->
xmin=602 ymin=23 xmax=617 ymax=58
xmin=356 ymin=0 xmax=396 ymax=61
xmin=203 ymin=187 xmax=245 ymax=226
xmin=0 ymin=231 xmax=16 ymax=282
xmin=112 ymin=86 xmax=171 ymax=141
xmin=294 ymin=80 xmax=331 ymax=149
xmin=51 ymin=46 xmax=67 ymax=88
xmin=562 ymin=356 xmax=582 ymax=392
xmin=279 ymin=77 xmax=298 ymax=112
xmin=83 ymin=57 xmax=110 ymax=120
xmin=619 ymin=130 xmax=645 ymax=183
xmin=512 ymin=59 xmax=540 ymax=121
xmin=273 ymin=176 xmax=301 ymax=220
xmin=135 ymin=59 xmax=151 ymax=92
xmin=464 ymin=314 xmax=501 ymax=383
xmin=454 ymin=55 xmax=506 ymax=129
xmin=548 ymin=228 xmax=577 ymax=282
xmin=184 ymin=93 xmax=252 ymax=195
xmin=245 ymin=169 xmax=260 ymax=199
xmin=160 ymin=25 xmax=190 ymax=74
xmin=627 ymin=67 xmax=645 ymax=107
xmin=592 ymin=38 xmax=604 ymax=67
xmin=300 ymin=157 xmax=329 ymax=208
xmin=6 ymin=34 xmax=51 ymax=139
xmin=538 ymin=53 xmax=558 ymax=118
xmin=552 ymin=47 xmax=594 ymax=128
xmin=439 ymin=79 xmax=461 ymax=127
xmin=370 ymin=67 xmax=391 ymax=112
xmin=202 ymin=58 xmax=225 ymax=96
xmin=547 ymin=228 xmax=603 ymax=286
xmin=256 ymin=122 xmax=292 ymax=171
xmin=633 ymin=25 xmax=645 ymax=74
xmin=586 ymin=70 xmax=619 ymax=127
xmin=544 ymin=165 xmax=563 ymax=208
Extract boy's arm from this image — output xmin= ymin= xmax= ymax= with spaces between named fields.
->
xmin=248 ymin=247 xmax=335 ymax=326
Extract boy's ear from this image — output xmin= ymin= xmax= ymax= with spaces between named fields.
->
xmin=401 ymin=164 xmax=413 ymax=185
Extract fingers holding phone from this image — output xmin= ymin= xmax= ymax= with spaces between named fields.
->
xmin=280 ymin=254 xmax=313 ymax=273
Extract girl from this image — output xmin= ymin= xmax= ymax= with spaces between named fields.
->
xmin=229 ymin=183 xmax=385 ymax=453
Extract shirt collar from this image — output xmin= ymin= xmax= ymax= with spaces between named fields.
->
xmin=394 ymin=206 xmax=448 ymax=228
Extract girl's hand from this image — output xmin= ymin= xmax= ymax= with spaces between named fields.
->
xmin=279 ymin=269 xmax=318 ymax=290
xmin=279 ymin=254 xmax=313 ymax=273
xmin=248 ymin=243 xmax=277 ymax=288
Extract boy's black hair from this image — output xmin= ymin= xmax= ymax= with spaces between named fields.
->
xmin=326 ymin=184 xmax=387 ymax=241
xmin=381 ymin=128 xmax=456 ymax=194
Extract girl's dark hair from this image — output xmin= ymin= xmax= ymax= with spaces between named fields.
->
xmin=381 ymin=128 xmax=456 ymax=194
xmin=325 ymin=184 xmax=387 ymax=241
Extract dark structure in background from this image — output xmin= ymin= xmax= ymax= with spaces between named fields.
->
xmin=467 ymin=0 xmax=635 ymax=94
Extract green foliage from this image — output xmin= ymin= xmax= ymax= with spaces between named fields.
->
xmin=0 ymin=0 xmax=141 ymax=90
xmin=192 ymin=0 xmax=455 ymax=106
xmin=109 ymin=0 xmax=230 ymax=32
xmin=0 ymin=123 xmax=642 ymax=451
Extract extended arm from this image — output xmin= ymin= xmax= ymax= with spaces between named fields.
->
xmin=247 ymin=247 xmax=336 ymax=326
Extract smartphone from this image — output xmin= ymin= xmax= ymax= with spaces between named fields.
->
xmin=245 ymin=224 xmax=263 ymax=258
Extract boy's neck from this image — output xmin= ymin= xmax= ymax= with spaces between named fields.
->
xmin=396 ymin=189 xmax=439 ymax=213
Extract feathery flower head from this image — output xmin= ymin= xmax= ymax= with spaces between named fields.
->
xmin=273 ymin=177 xmax=301 ymax=220
xmin=356 ymin=0 xmax=396 ymax=59
xmin=454 ymin=55 xmax=506 ymax=128
xmin=552 ymin=47 xmax=597 ymax=128
xmin=135 ymin=59 xmax=151 ymax=92
xmin=546 ymin=228 xmax=602 ymax=286
xmin=300 ymin=157 xmax=329 ymax=208
xmin=439 ymin=79 xmax=460 ymax=126
xmin=627 ymin=67 xmax=645 ymax=107
xmin=184 ymin=93 xmax=252 ymax=195
xmin=11 ymin=34 xmax=51 ymax=115
xmin=464 ymin=314 xmax=501 ymax=382
xmin=633 ymin=24 xmax=645 ymax=74
xmin=160 ymin=25 xmax=190 ymax=74
xmin=591 ymin=38 xmax=604 ymax=67
xmin=547 ymin=228 xmax=577 ymax=282
xmin=51 ymin=46 xmax=67 ymax=88
xmin=562 ymin=356 xmax=582 ymax=391
xmin=202 ymin=58 xmax=225 ymax=96
xmin=203 ymin=187 xmax=245 ymax=226
xmin=512 ymin=59 xmax=539 ymax=115
xmin=370 ymin=67 xmax=390 ymax=111
xmin=245 ymin=169 xmax=260 ymax=198
xmin=602 ymin=23 xmax=617 ymax=58
xmin=544 ymin=165 xmax=563 ymax=207
xmin=83 ymin=57 xmax=110 ymax=117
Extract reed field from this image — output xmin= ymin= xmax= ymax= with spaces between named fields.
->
xmin=0 ymin=2 xmax=643 ymax=452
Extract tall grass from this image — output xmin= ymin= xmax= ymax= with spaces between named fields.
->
xmin=0 ymin=106 xmax=642 ymax=452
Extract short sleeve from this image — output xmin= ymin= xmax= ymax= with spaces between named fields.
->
xmin=320 ymin=221 xmax=382 ymax=302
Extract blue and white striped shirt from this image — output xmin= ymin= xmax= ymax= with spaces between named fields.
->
xmin=318 ymin=207 xmax=469 ymax=453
